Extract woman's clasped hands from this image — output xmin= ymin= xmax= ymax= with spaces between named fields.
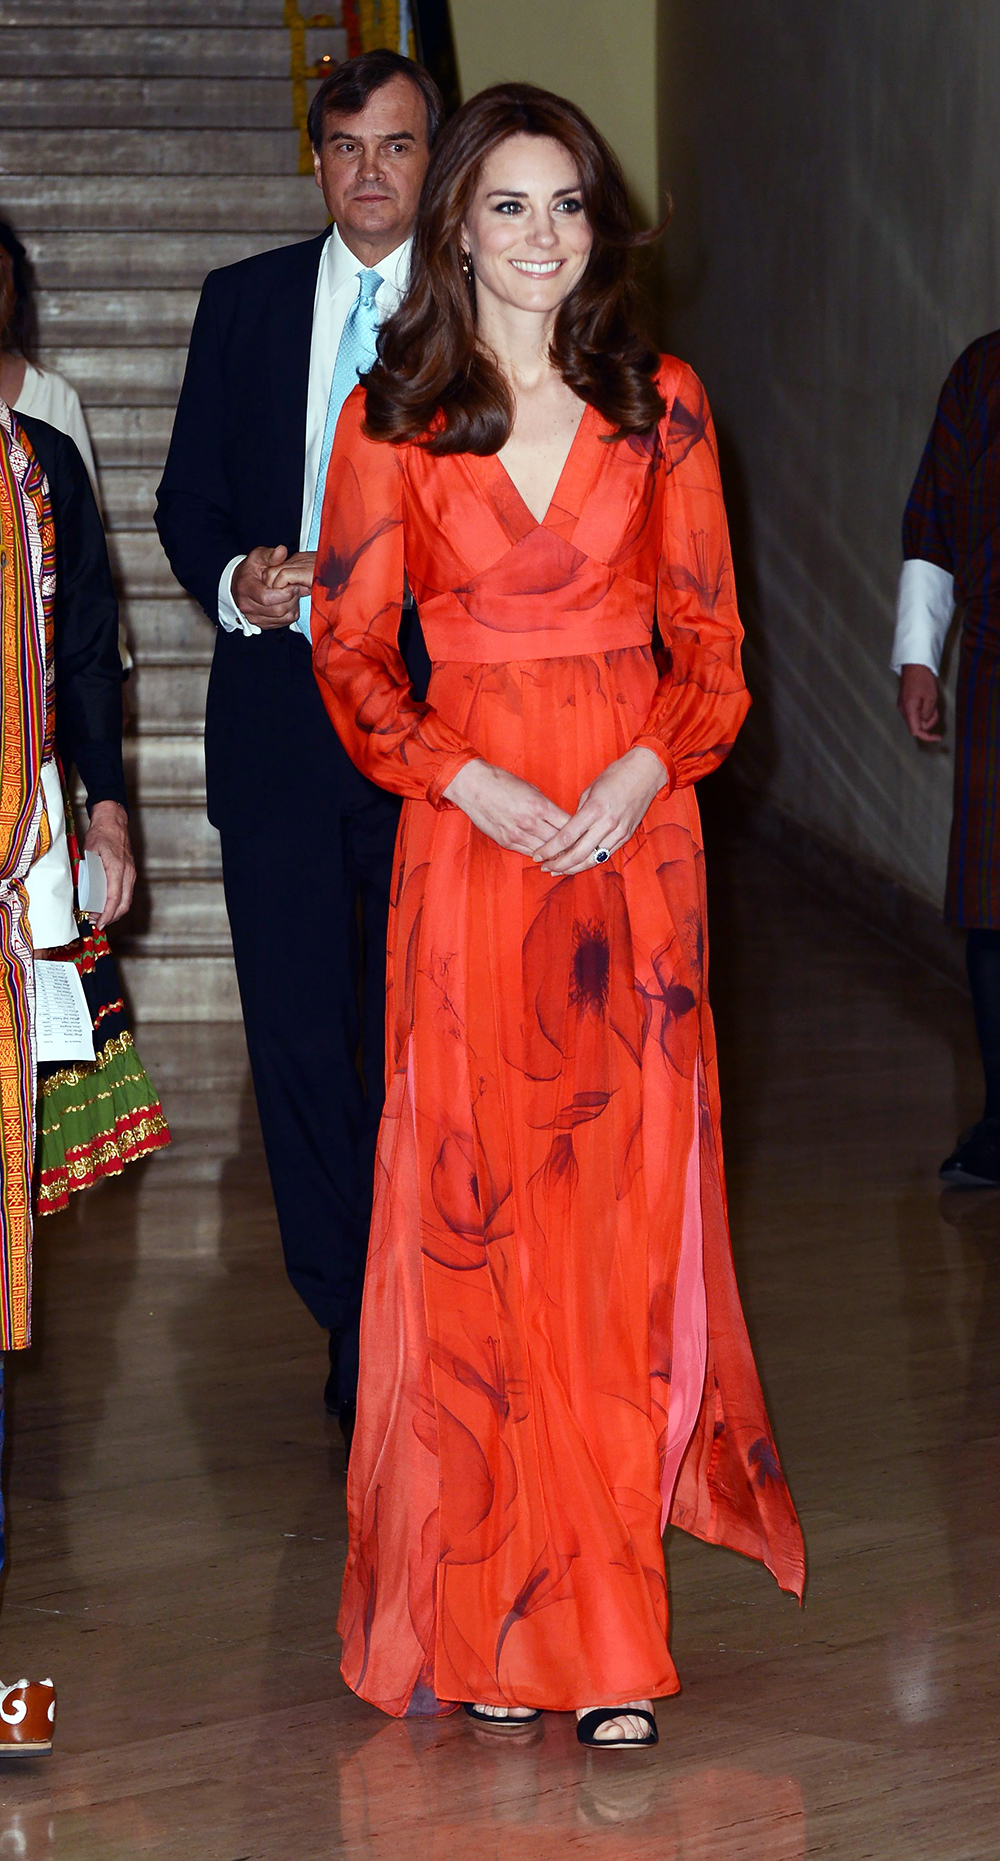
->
xmin=443 ymin=760 xmax=570 ymax=856
xmin=444 ymin=745 xmax=668 ymax=874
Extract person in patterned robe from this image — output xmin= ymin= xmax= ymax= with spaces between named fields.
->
xmin=0 ymin=398 xmax=57 ymax=1752
xmin=893 ymin=332 xmax=1000 ymax=1183
xmin=0 ymin=402 xmax=169 ymax=1754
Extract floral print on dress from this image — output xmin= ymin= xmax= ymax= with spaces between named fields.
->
xmin=312 ymin=356 xmax=805 ymax=1719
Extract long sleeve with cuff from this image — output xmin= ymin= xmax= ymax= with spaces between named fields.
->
xmin=892 ymin=359 xmax=961 ymax=674
xmin=631 ymin=364 xmax=750 ymax=790
xmin=310 ymin=393 xmax=478 ymax=808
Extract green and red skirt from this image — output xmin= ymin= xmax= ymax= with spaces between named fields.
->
xmin=35 ymin=924 xmax=170 ymax=1214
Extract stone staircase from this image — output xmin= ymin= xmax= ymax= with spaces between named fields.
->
xmin=0 ymin=1 xmax=341 ymax=1017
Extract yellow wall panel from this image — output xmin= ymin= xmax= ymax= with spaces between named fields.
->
xmin=448 ymin=0 xmax=661 ymax=224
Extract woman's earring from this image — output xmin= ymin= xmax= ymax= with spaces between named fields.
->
xmin=460 ymin=250 xmax=473 ymax=282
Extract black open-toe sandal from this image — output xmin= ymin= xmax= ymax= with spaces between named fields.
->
xmin=576 ymin=1707 xmax=658 ymax=1749
xmin=463 ymin=1703 xmax=542 ymax=1730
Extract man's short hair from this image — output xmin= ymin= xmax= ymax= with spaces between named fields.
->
xmin=307 ymin=49 xmax=445 ymax=152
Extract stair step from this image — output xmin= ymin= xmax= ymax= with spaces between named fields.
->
xmin=87 ymin=405 xmax=176 ymax=468
xmin=109 ymin=529 xmax=179 ymax=594
xmin=125 ymin=1022 xmax=248 ymax=1097
xmin=121 ymin=596 xmax=213 ymax=658
xmin=134 ymin=715 xmax=212 ymax=739
xmin=29 ymin=231 xmax=303 ymax=290
xmin=40 ymin=345 xmax=185 ymax=406
xmin=117 ymin=953 xmax=241 ymax=1023
xmin=0 ymin=1 xmax=286 ymax=21
xmin=122 ymin=872 xmax=232 ymax=944
xmin=37 ymin=289 xmax=199 ymax=347
xmin=124 ymin=734 xmax=206 ymax=805
xmin=0 ymin=26 xmax=308 ymax=78
xmin=4 ymin=174 xmax=326 ymax=233
xmin=102 ymin=466 xmax=167 ymax=530
xmin=3 ymin=128 xmax=302 ymax=175
xmin=0 ymin=77 xmax=309 ymax=130
xmin=128 ymin=660 xmax=211 ymax=730
xmin=132 ymin=802 xmax=221 ymax=872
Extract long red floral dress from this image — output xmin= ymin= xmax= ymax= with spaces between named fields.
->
xmin=311 ymin=356 xmax=805 ymax=1719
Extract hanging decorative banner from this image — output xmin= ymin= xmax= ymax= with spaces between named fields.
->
xmin=341 ymin=0 xmax=362 ymax=56
xmin=358 ymin=1 xmax=400 ymax=52
xmin=284 ymin=1 xmax=417 ymax=174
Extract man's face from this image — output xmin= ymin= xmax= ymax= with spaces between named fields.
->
xmin=313 ymin=74 xmax=431 ymax=263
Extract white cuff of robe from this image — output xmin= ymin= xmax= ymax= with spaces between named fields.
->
xmin=217 ymin=555 xmax=261 ymax=637
xmin=890 ymin=558 xmax=954 ymax=674
xmin=24 ymin=759 xmax=78 ymax=948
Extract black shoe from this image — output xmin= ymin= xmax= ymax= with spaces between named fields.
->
xmin=575 ymin=1706 xmax=658 ymax=1748
xmin=325 ymin=1330 xmax=358 ymax=1468
xmin=339 ymin=1400 xmax=356 ymax=1468
xmin=940 ymin=1117 xmax=1000 ymax=1186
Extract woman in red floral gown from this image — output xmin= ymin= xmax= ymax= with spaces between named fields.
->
xmin=307 ymin=83 xmax=805 ymax=1746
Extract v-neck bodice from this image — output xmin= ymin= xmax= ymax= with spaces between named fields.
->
xmin=313 ymin=350 xmax=746 ymax=803
xmin=454 ymin=397 xmax=609 ymax=546
xmin=489 ymin=399 xmax=595 ymax=532
xmin=393 ymin=389 xmax=675 ymax=664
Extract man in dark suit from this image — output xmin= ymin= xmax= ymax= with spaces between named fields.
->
xmin=155 ymin=51 xmax=441 ymax=1450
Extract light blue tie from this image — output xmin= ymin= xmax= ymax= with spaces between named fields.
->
xmin=297 ymin=266 xmax=383 ymax=637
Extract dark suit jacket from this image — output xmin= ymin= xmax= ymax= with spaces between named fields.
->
xmin=17 ymin=412 xmax=127 ymax=811
xmin=155 ymin=227 xmax=427 ymax=834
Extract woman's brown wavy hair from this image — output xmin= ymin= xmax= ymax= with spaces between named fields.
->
xmin=363 ymin=82 xmax=665 ymax=453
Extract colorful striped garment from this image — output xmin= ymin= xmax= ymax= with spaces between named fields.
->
xmin=0 ymin=400 xmax=53 ymax=1349
xmin=903 ymin=331 xmax=1000 ymax=926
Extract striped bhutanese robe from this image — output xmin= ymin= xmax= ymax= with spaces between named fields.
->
xmin=903 ymin=331 xmax=1000 ymax=926
xmin=0 ymin=399 xmax=54 ymax=1349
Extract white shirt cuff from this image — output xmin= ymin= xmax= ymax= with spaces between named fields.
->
xmin=891 ymin=558 xmax=954 ymax=674
xmin=218 ymin=555 xmax=261 ymax=637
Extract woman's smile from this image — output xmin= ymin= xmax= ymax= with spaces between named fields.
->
xmin=509 ymin=257 xmax=564 ymax=275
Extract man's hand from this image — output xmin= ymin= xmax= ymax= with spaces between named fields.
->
xmin=534 ymin=747 xmax=668 ymax=876
xmin=264 ymin=550 xmax=317 ymax=594
xmin=84 ymin=800 xmax=135 ymax=929
xmin=897 ymin=663 xmax=943 ymax=744
xmin=231 ymin=546 xmax=302 ymax=629
xmin=443 ymin=760 xmax=571 ymax=855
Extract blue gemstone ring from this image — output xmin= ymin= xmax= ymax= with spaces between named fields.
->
xmin=594 ymin=846 xmax=611 ymax=864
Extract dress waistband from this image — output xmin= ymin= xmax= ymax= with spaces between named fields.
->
xmin=418 ymin=613 xmax=652 ymax=666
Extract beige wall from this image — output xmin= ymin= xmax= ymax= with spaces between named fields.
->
xmin=448 ymin=0 xmax=661 ymax=222
xmin=660 ymin=2 xmax=1000 ymax=906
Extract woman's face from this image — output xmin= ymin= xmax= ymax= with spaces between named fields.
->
xmin=461 ymin=133 xmax=593 ymax=319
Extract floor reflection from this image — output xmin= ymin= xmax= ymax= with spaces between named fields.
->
xmin=937 ymin=1186 xmax=1000 ymax=1623
xmin=3 ymin=843 xmax=1000 ymax=1857
xmin=336 ymin=1716 xmax=806 ymax=1859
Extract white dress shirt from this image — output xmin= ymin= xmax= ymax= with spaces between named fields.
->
xmin=218 ymin=226 xmax=412 ymax=638
xmin=891 ymin=559 xmax=956 ymax=675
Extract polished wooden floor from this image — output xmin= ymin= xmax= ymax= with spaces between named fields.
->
xmin=3 ymin=827 xmax=1000 ymax=1859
